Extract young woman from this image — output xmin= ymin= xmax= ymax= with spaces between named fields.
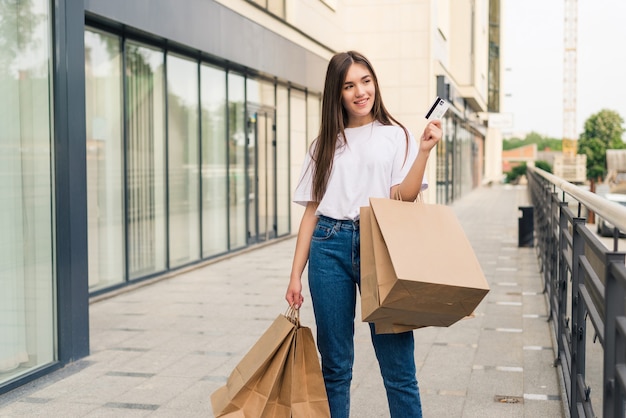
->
xmin=286 ymin=50 xmax=442 ymax=418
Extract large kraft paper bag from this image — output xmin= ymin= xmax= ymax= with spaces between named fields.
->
xmin=211 ymin=313 xmax=297 ymax=417
xmin=360 ymin=197 xmax=489 ymax=334
xmin=260 ymin=328 xmax=296 ymax=418
xmin=290 ymin=326 xmax=331 ymax=418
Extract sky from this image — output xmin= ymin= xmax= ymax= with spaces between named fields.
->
xmin=501 ymin=0 xmax=626 ymax=139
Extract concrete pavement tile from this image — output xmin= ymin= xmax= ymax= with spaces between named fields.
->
xmin=152 ymin=332 xmax=214 ymax=354
xmin=461 ymin=391 xmax=524 ymax=418
xmin=521 ymin=399 xmax=564 ymax=418
xmin=82 ymin=404 xmax=154 ymax=417
xmin=484 ymin=302 xmax=524 ymax=317
xmin=117 ymin=331 xmax=183 ymax=351
xmin=85 ymin=352 xmax=152 ymax=377
xmin=522 ymin=317 xmax=555 ymax=346
xmin=14 ymin=367 xmax=101 ymax=401
xmin=420 ymin=391 xmax=465 ymax=418
xmin=113 ymin=375 xmax=196 ymax=406
xmin=94 ymin=350 xmax=187 ymax=376
xmin=480 ymin=311 xmax=523 ymax=330
xmin=88 ymin=329 xmax=141 ymax=351
xmin=419 ymin=345 xmax=475 ymax=391
xmin=474 ymin=332 xmax=524 ymax=366
xmin=431 ymin=320 xmax=483 ymax=346
xmin=522 ymin=349 xmax=560 ymax=396
xmin=0 ymin=399 xmax=99 ymax=417
xmin=467 ymin=368 xmax=524 ymax=399
xmin=159 ymin=352 xmax=223 ymax=379
xmin=161 ymin=378 xmax=218 ymax=416
xmin=61 ymin=374 xmax=151 ymax=405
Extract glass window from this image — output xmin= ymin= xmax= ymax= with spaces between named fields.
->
xmin=306 ymin=93 xmax=321 ymax=148
xmin=289 ymin=89 xmax=307 ymax=232
xmin=276 ymin=85 xmax=289 ymax=236
xmin=0 ymin=0 xmax=55 ymax=384
xmin=228 ymin=73 xmax=246 ymax=249
xmin=290 ymin=89 xmax=307 ymax=163
xmin=200 ymin=64 xmax=228 ymax=257
xmin=84 ymin=29 xmax=125 ymax=291
xmin=125 ymin=42 xmax=167 ymax=278
xmin=246 ymin=78 xmax=276 ymax=243
xmin=167 ymin=54 xmax=200 ymax=267
xmin=247 ymin=77 xmax=275 ymax=108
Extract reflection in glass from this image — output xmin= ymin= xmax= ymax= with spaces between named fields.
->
xmin=228 ymin=73 xmax=246 ymax=249
xmin=85 ymin=29 xmax=125 ymax=290
xmin=126 ymin=42 xmax=167 ymax=278
xmin=246 ymin=78 xmax=276 ymax=243
xmin=201 ymin=65 xmax=228 ymax=256
xmin=167 ymin=54 xmax=200 ymax=267
xmin=0 ymin=0 xmax=55 ymax=385
xmin=307 ymin=93 xmax=321 ymax=148
xmin=276 ymin=85 xmax=290 ymax=236
xmin=289 ymin=89 xmax=307 ymax=233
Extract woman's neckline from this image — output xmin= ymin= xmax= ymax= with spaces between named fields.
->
xmin=345 ymin=120 xmax=376 ymax=129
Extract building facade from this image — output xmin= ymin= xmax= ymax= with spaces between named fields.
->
xmin=0 ymin=0 xmax=497 ymax=393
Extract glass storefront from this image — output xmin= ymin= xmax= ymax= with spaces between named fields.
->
xmin=200 ymin=64 xmax=229 ymax=257
xmin=84 ymin=29 xmax=314 ymax=292
xmin=228 ymin=73 xmax=247 ymax=250
xmin=167 ymin=54 xmax=201 ymax=267
xmin=85 ymin=29 xmax=125 ymax=290
xmin=436 ymin=115 xmax=484 ymax=204
xmin=275 ymin=85 xmax=290 ymax=236
xmin=125 ymin=42 xmax=168 ymax=280
xmin=0 ymin=0 xmax=56 ymax=385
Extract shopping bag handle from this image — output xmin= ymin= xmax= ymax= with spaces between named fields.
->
xmin=284 ymin=305 xmax=300 ymax=326
xmin=394 ymin=185 xmax=423 ymax=203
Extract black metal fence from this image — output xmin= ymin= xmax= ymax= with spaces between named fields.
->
xmin=527 ymin=167 xmax=626 ymax=418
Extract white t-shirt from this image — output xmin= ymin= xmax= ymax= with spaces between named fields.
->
xmin=293 ymin=121 xmax=427 ymax=220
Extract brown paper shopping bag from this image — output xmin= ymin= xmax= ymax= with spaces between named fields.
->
xmin=290 ymin=325 xmax=331 ymax=418
xmin=360 ymin=197 xmax=489 ymax=334
xmin=211 ymin=311 xmax=297 ymax=417
xmin=259 ymin=328 xmax=296 ymax=418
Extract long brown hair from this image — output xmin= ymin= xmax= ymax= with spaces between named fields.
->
xmin=310 ymin=51 xmax=409 ymax=201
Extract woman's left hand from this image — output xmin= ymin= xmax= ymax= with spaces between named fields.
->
xmin=420 ymin=120 xmax=443 ymax=153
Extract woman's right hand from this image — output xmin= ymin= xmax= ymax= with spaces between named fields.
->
xmin=286 ymin=276 xmax=304 ymax=309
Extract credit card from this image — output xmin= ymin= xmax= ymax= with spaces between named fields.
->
xmin=425 ymin=96 xmax=450 ymax=120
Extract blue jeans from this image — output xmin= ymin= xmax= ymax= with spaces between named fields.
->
xmin=308 ymin=215 xmax=422 ymax=418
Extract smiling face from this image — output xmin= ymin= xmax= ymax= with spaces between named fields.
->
xmin=341 ymin=63 xmax=376 ymax=128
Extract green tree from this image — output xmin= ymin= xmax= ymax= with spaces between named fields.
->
xmin=577 ymin=109 xmax=626 ymax=182
xmin=503 ymin=131 xmax=562 ymax=151
xmin=504 ymin=160 xmax=552 ymax=184
xmin=504 ymin=163 xmax=527 ymax=184
xmin=535 ymin=160 xmax=552 ymax=173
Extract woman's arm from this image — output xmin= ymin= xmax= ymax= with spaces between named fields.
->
xmin=391 ymin=120 xmax=443 ymax=201
xmin=286 ymin=201 xmax=319 ymax=309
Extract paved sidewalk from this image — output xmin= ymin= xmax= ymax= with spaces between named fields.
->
xmin=0 ymin=184 xmax=564 ymax=417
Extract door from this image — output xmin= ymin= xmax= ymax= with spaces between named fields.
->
xmin=246 ymin=107 xmax=276 ymax=244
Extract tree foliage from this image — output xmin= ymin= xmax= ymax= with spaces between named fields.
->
xmin=504 ymin=160 xmax=552 ymax=184
xmin=535 ymin=160 xmax=552 ymax=173
xmin=504 ymin=163 xmax=527 ymax=184
xmin=503 ymin=132 xmax=562 ymax=151
xmin=578 ymin=109 xmax=626 ymax=181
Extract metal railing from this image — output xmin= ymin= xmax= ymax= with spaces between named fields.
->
xmin=527 ymin=166 xmax=626 ymax=418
